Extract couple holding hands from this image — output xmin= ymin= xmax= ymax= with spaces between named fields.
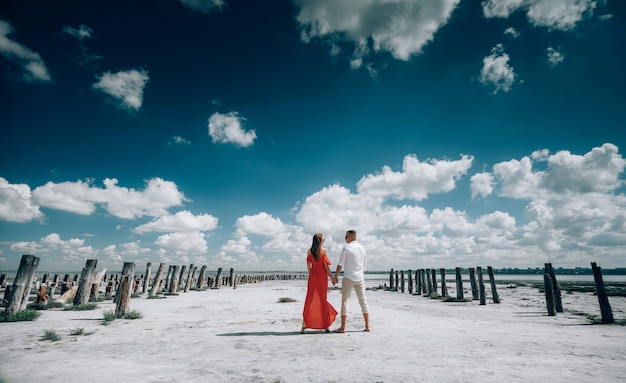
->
xmin=301 ymin=230 xmax=370 ymax=334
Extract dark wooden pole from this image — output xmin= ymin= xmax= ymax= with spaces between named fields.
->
xmin=469 ymin=267 xmax=478 ymax=300
xmin=544 ymin=263 xmax=563 ymax=312
xmin=477 ymin=266 xmax=486 ymax=305
xmin=214 ymin=267 xmax=223 ymax=289
xmin=185 ymin=266 xmax=197 ymax=293
xmin=591 ymin=262 xmax=615 ymax=324
xmin=455 ymin=267 xmax=464 ymax=300
xmin=544 ymin=273 xmax=556 ymax=316
xmin=487 ymin=266 xmax=500 ymax=303
xmin=389 ymin=268 xmax=394 ymax=291
xmin=430 ymin=269 xmax=437 ymax=292
xmin=416 ymin=269 xmax=422 ymax=295
xmin=400 ymin=270 xmax=405 ymax=293
xmin=420 ymin=269 xmax=426 ymax=296
xmin=169 ymin=265 xmax=180 ymax=293
xmin=6 ymin=254 xmax=40 ymax=314
xmin=440 ymin=268 xmax=448 ymax=298
xmin=426 ymin=268 xmax=432 ymax=296
xmin=407 ymin=269 xmax=413 ymax=294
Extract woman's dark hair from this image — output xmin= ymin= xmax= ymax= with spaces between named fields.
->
xmin=310 ymin=233 xmax=324 ymax=262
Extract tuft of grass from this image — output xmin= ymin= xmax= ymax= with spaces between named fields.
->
xmin=69 ymin=327 xmax=96 ymax=336
xmin=124 ymin=310 xmax=142 ymax=320
xmin=65 ymin=303 xmax=98 ymax=311
xmin=102 ymin=310 xmax=116 ymax=325
xmin=278 ymin=297 xmax=297 ymax=303
xmin=40 ymin=329 xmax=61 ymax=342
xmin=0 ymin=309 xmax=41 ymax=322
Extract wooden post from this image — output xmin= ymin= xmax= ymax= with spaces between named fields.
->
xmin=455 ymin=267 xmax=464 ymax=300
xmin=0 ymin=273 xmax=6 ymax=287
xmin=115 ymin=275 xmax=132 ymax=318
xmin=114 ymin=262 xmax=135 ymax=318
xmin=169 ymin=265 xmax=180 ymax=294
xmin=415 ymin=269 xmax=421 ymax=295
xmin=389 ymin=268 xmax=394 ymax=291
xmin=197 ymin=266 xmax=207 ymax=289
xmin=149 ymin=263 xmax=165 ymax=297
xmin=487 ymin=266 xmax=500 ymax=303
xmin=74 ymin=259 xmax=98 ymax=306
xmin=214 ymin=268 xmax=223 ymax=289
xmin=185 ymin=266 xmax=197 ymax=293
xmin=440 ymin=268 xmax=448 ymax=298
xmin=426 ymin=268 xmax=432 ymax=296
xmin=420 ymin=269 xmax=426 ymax=296
xmin=469 ymin=267 xmax=478 ymax=300
xmin=164 ymin=265 xmax=173 ymax=292
xmin=6 ymin=254 xmax=40 ymax=315
xmin=544 ymin=263 xmax=563 ymax=312
xmin=544 ymin=273 xmax=556 ymax=316
xmin=591 ymin=262 xmax=615 ymax=324
xmin=399 ymin=270 xmax=405 ymax=293
xmin=228 ymin=268 xmax=234 ymax=287
xmin=431 ymin=269 xmax=437 ymax=292
xmin=177 ymin=265 xmax=187 ymax=291
xmin=142 ymin=262 xmax=152 ymax=293
xmin=395 ymin=270 xmax=399 ymax=292
xmin=407 ymin=270 xmax=413 ymax=294
xmin=477 ymin=267 xmax=486 ymax=305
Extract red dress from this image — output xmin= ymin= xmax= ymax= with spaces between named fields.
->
xmin=302 ymin=251 xmax=338 ymax=330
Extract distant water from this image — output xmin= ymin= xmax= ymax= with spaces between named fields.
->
xmin=364 ymin=273 xmax=626 ymax=283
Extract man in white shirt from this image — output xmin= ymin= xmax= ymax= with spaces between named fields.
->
xmin=331 ymin=230 xmax=370 ymax=333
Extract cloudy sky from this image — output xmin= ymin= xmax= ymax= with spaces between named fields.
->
xmin=1 ymin=0 xmax=625 ymax=272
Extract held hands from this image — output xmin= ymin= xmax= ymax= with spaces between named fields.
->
xmin=331 ymin=275 xmax=338 ymax=285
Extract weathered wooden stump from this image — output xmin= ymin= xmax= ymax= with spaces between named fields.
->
xmin=214 ymin=267 xmax=223 ymax=289
xmin=149 ymin=263 xmax=165 ymax=297
xmin=115 ymin=262 xmax=135 ymax=318
xmin=487 ymin=266 xmax=500 ymax=303
xmin=400 ymin=270 xmax=405 ymax=293
xmin=440 ymin=268 xmax=448 ymax=298
xmin=455 ymin=267 xmax=464 ymax=300
xmin=591 ymin=262 xmax=615 ymax=324
xmin=6 ymin=254 xmax=40 ymax=315
xmin=469 ymin=267 xmax=478 ymax=300
xmin=544 ymin=273 xmax=556 ymax=316
xmin=544 ymin=263 xmax=563 ymax=312
xmin=142 ymin=262 xmax=152 ymax=294
xmin=431 ymin=269 xmax=437 ymax=292
xmin=169 ymin=265 xmax=180 ymax=293
xmin=197 ymin=265 xmax=207 ymax=289
xmin=477 ymin=266 xmax=486 ymax=305
xmin=407 ymin=269 xmax=413 ymax=294
xmin=74 ymin=259 xmax=98 ymax=306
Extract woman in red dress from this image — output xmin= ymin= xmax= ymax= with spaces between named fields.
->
xmin=301 ymin=233 xmax=338 ymax=333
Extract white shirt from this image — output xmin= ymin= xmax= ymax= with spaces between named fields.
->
xmin=337 ymin=240 xmax=367 ymax=282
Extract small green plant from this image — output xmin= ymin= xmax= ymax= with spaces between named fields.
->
xmin=65 ymin=303 xmax=98 ymax=311
xmin=102 ymin=310 xmax=116 ymax=324
xmin=69 ymin=327 xmax=96 ymax=336
xmin=278 ymin=297 xmax=297 ymax=303
xmin=40 ymin=329 xmax=61 ymax=342
xmin=0 ymin=309 xmax=41 ymax=322
xmin=124 ymin=310 xmax=143 ymax=320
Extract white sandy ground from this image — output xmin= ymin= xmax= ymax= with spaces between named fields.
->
xmin=1 ymin=279 xmax=625 ymax=383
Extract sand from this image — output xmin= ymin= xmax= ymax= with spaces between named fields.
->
xmin=1 ymin=278 xmax=625 ymax=383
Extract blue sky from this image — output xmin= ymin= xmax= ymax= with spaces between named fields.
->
xmin=1 ymin=0 xmax=625 ymax=272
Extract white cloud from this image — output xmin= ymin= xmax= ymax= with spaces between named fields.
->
xmin=357 ymin=154 xmax=474 ymax=201
xmin=30 ymin=177 xmax=187 ymax=220
xmin=293 ymin=0 xmax=460 ymax=66
xmin=482 ymin=0 xmax=597 ymax=31
xmin=154 ymin=231 xmax=208 ymax=254
xmin=61 ymin=24 xmax=94 ymax=40
xmin=178 ymin=0 xmax=226 ymax=13
xmin=480 ymin=43 xmax=516 ymax=94
xmin=0 ymin=177 xmax=44 ymax=222
xmin=134 ymin=210 xmax=218 ymax=234
xmin=546 ymin=46 xmax=564 ymax=67
xmin=170 ymin=136 xmax=191 ymax=145
xmin=0 ymin=19 xmax=52 ymax=82
xmin=92 ymin=69 xmax=149 ymax=110
xmin=470 ymin=172 xmax=495 ymax=199
xmin=208 ymin=112 xmax=257 ymax=147
xmin=504 ymin=27 xmax=520 ymax=38
xmin=10 ymin=233 xmax=97 ymax=262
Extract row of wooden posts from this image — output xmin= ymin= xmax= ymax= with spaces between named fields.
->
xmin=385 ymin=266 xmax=500 ymax=305
xmin=1 ymin=254 xmax=306 ymax=318
xmin=387 ymin=262 xmax=617 ymax=324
